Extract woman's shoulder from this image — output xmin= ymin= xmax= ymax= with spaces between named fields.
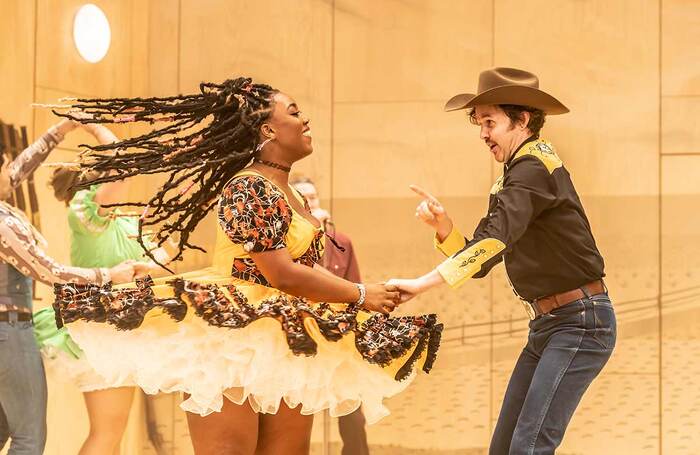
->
xmin=225 ymin=170 xmax=281 ymax=192
xmin=218 ymin=171 xmax=293 ymax=252
xmin=221 ymin=171 xmax=290 ymax=207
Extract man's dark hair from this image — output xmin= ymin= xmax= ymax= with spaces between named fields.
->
xmin=468 ymin=104 xmax=546 ymax=136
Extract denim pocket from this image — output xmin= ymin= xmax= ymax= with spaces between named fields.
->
xmin=549 ymin=300 xmax=585 ymax=317
xmin=591 ymin=301 xmax=616 ymax=350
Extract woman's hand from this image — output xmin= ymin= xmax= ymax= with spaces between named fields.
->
xmin=150 ymin=247 xmax=172 ymax=266
xmin=108 ymin=261 xmax=135 ymax=284
xmin=410 ymin=184 xmax=453 ymax=242
xmin=386 ymin=278 xmax=426 ymax=303
xmin=53 ymin=118 xmax=80 ymax=137
xmin=78 ymin=122 xmax=119 ymax=145
xmin=361 ymin=283 xmax=400 ymax=315
xmin=133 ymin=261 xmax=159 ymax=279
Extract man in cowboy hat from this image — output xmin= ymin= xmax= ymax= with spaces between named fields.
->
xmin=390 ymin=67 xmax=616 ymax=454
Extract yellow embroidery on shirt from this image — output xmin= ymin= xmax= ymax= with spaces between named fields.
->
xmin=513 ymin=139 xmax=563 ymax=174
xmin=437 ymin=238 xmax=506 ymax=289
xmin=490 ymin=175 xmax=504 ymax=194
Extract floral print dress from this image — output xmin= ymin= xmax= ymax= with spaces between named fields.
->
xmin=52 ymin=170 xmax=443 ymax=423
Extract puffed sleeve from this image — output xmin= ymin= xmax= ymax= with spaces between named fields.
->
xmin=68 ymin=185 xmax=110 ymax=235
xmin=217 ymin=175 xmax=292 ymax=253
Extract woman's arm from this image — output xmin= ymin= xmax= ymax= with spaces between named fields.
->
xmin=0 ymin=215 xmax=134 ymax=285
xmin=80 ymin=122 xmax=118 ymax=145
xmin=93 ymin=180 xmax=130 ymax=217
xmin=78 ymin=124 xmax=129 ymax=217
xmin=252 ymin=249 xmax=399 ymax=314
xmin=9 ymin=119 xmax=78 ymax=188
xmin=220 ymin=175 xmax=398 ymax=313
xmin=313 ymin=262 xmax=335 ymax=277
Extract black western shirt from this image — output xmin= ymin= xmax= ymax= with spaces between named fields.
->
xmin=435 ymin=137 xmax=605 ymax=302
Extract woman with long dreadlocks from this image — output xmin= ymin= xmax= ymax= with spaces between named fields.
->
xmin=51 ymin=77 xmax=443 ymax=454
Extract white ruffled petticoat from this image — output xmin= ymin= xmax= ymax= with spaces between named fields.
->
xmin=67 ymin=315 xmax=412 ymax=424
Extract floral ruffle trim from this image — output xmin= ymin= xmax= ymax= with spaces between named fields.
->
xmin=53 ymin=278 xmax=442 ymax=381
xmin=355 ymin=313 xmax=443 ymax=381
xmin=53 ymin=277 xmax=187 ymax=331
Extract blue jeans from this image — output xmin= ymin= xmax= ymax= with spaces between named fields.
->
xmin=0 ymin=317 xmax=47 ymax=455
xmin=490 ymin=294 xmax=616 ymax=455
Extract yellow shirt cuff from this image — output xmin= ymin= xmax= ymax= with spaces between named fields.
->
xmin=437 ymin=238 xmax=506 ymax=289
xmin=433 ymin=227 xmax=467 ymax=257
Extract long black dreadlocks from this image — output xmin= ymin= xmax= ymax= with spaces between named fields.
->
xmin=53 ymin=77 xmax=277 ymax=271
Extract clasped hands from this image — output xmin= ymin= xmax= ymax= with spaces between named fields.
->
xmin=108 ymin=260 xmax=160 ymax=285
xmin=365 ymin=185 xmax=453 ymax=314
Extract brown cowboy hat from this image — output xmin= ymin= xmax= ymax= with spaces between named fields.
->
xmin=444 ymin=67 xmax=569 ymax=115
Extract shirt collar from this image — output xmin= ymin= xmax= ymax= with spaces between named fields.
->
xmin=505 ymin=134 xmax=539 ymax=169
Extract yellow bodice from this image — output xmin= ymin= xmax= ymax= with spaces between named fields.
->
xmin=211 ymin=169 xmax=325 ymax=276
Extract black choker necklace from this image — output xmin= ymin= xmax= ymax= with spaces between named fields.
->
xmin=255 ymin=158 xmax=291 ymax=173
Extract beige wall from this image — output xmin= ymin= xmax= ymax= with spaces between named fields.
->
xmin=1 ymin=0 xmax=699 ymax=454
xmin=660 ymin=2 xmax=700 ymax=454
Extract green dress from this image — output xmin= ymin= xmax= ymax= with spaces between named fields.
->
xmin=34 ymin=185 xmax=151 ymax=358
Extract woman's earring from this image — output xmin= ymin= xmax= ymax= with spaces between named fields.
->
xmin=255 ymin=137 xmax=273 ymax=153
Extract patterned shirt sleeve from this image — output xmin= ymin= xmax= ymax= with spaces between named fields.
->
xmin=0 ymin=214 xmax=109 ymax=286
xmin=9 ymin=127 xmax=63 ymax=188
xmin=217 ymin=175 xmax=292 ymax=253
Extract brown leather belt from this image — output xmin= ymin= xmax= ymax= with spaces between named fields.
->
xmin=522 ymin=280 xmax=606 ymax=320
xmin=0 ymin=311 xmax=33 ymax=322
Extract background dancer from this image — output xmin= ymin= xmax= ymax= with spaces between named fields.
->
xmin=0 ymin=119 xmax=136 ymax=455
xmin=35 ymin=121 xmax=168 ymax=455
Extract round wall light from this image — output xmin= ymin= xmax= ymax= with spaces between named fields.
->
xmin=73 ymin=4 xmax=111 ymax=63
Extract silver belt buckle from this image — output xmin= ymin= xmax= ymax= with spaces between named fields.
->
xmin=521 ymin=300 xmax=536 ymax=320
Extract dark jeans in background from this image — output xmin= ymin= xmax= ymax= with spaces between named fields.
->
xmin=0 ymin=316 xmax=47 ymax=455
